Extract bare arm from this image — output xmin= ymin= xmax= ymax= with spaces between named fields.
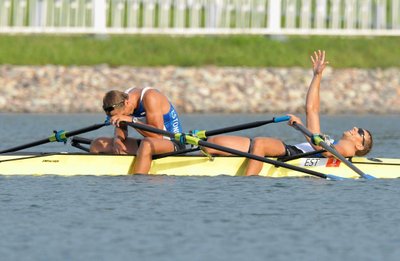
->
xmin=110 ymin=124 xmax=129 ymax=154
xmin=304 ymin=50 xmax=330 ymax=152
xmin=294 ymin=54 xmax=357 ymax=158
xmin=306 ymin=50 xmax=329 ymax=134
xmin=289 ymin=113 xmax=356 ymax=157
xmin=106 ymin=90 xmax=170 ymax=139
xmin=136 ymin=90 xmax=170 ymax=139
xmin=114 ymin=125 xmax=128 ymax=140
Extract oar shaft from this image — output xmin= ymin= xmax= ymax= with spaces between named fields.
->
xmin=0 ymin=139 xmax=51 ymax=154
xmin=0 ymin=123 xmax=108 ymax=154
xmin=197 ymin=139 xmax=329 ymax=179
xmin=64 ymin=123 xmax=107 ymax=138
xmin=127 ymin=121 xmax=337 ymax=180
xmin=203 ymin=116 xmax=290 ymax=137
xmin=128 ymin=116 xmax=289 ymax=140
xmin=279 ymin=149 xmax=326 ymax=162
xmin=129 ymin=116 xmax=289 ymax=160
xmin=152 ymin=147 xmax=200 ymax=159
xmin=316 ymin=140 xmax=367 ymax=178
xmin=128 ymin=122 xmax=175 ymax=139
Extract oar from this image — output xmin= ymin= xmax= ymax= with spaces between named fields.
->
xmin=154 ymin=115 xmax=291 ymax=158
xmin=67 ymin=116 xmax=290 ymax=155
xmin=292 ymin=122 xmax=375 ymax=180
xmin=126 ymin=121 xmax=344 ymax=180
xmin=0 ymin=122 xmax=109 ymax=154
xmin=190 ymin=115 xmax=290 ymax=139
xmin=279 ymin=149 xmax=326 ymax=162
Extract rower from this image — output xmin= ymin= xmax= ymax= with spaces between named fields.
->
xmin=205 ymin=50 xmax=373 ymax=176
xmin=90 ymin=87 xmax=185 ymax=174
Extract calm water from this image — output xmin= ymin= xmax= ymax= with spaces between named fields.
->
xmin=1 ymin=113 xmax=400 ymax=261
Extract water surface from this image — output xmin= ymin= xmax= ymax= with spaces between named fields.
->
xmin=0 ymin=113 xmax=399 ymax=261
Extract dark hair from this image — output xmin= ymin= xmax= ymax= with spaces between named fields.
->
xmin=355 ymin=129 xmax=373 ymax=156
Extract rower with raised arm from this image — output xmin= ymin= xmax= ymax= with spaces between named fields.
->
xmin=90 ymin=87 xmax=185 ymax=174
xmin=205 ymin=50 xmax=373 ymax=176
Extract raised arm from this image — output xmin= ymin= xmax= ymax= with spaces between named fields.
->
xmin=306 ymin=50 xmax=329 ymax=134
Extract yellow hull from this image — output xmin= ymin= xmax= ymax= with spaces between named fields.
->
xmin=0 ymin=153 xmax=399 ymax=179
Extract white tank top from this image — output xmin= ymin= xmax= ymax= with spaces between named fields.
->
xmin=294 ymin=142 xmax=315 ymax=153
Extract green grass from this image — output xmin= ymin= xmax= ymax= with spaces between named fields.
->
xmin=0 ymin=35 xmax=399 ymax=68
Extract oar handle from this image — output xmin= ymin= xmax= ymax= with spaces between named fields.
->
xmin=292 ymin=122 xmax=374 ymax=180
xmin=273 ymin=115 xmax=291 ymax=123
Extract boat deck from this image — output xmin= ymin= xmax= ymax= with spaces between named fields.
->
xmin=0 ymin=152 xmax=399 ymax=179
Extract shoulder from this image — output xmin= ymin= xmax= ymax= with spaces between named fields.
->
xmin=124 ymin=87 xmax=136 ymax=94
xmin=142 ymin=88 xmax=167 ymax=102
xmin=125 ymin=87 xmax=141 ymax=99
xmin=142 ymin=88 xmax=170 ymax=111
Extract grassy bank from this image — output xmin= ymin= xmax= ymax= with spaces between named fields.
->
xmin=1 ymin=35 xmax=399 ymax=68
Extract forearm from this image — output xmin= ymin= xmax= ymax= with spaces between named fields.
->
xmin=306 ymin=74 xmax=322 ymax=114
xmin=305 ymin=74 xmax=322 ymax=133
xmin=114 ymin=126 xmax=128 ymax=141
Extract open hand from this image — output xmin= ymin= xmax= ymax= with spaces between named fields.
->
xmin=311 ymin=50 xmax=329 ymax=76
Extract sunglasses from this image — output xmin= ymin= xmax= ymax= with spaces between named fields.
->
xmin=103 ymin=101 xmax=125 ymax=113
xmin=358 ymin=128 xmax=366 ymax=146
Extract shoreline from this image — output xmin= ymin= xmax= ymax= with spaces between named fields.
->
xmin=1 ymin=65 xmax=399 ymax=114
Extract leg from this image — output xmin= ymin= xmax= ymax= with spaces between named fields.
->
xmin=90 ymin=137 xmax=113 ymax=153
xmin=133 ymin=137 xmax=176 ymax=174
xmin=245 ymin=137 xmax=286 ymax=176
xmin=90 ymin=137 xmax=140 ymax=154
xmin=205 ymin=136 xmax=250 ymax=156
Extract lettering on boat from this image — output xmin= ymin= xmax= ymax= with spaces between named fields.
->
xmin=300 ymin=158 xmax=341 ymax=167
xmin=303 ymin=158 xmax=321 ymax=167
xmin=42 ymin=159 xmax=60 ymax=163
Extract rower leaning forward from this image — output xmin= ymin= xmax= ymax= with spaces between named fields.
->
xmin=90 ymin=87 xmax=185 ymax=174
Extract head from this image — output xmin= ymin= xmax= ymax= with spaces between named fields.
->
xmin=342 ymin=127 xmax=373 ymax=156
xmin=102 ymin=90 xmax=130 ymax=116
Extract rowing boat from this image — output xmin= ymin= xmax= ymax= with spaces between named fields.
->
xmin=1 ymin=153 xmax=399 ymax=178
xmin=1 ymin=117 xmax=397 ymax=180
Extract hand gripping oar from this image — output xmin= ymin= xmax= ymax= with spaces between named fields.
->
xmin=190 ymin=115 xmax=290 ymax=139
xmin=292 ymin=122 xmax=375 ymax=180
xmin=0 ymin=122 xmax=109 ymax=154
xmin=127 ymin=121 xmax=344 ymax=180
